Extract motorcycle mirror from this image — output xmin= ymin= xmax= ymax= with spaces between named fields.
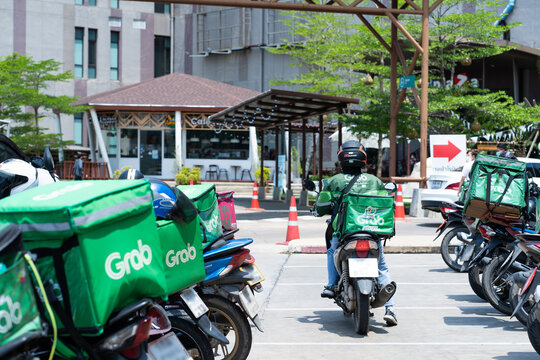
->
xmin=385 ymin=182 xmax=397 ymax=193
xmin=42 ymin=147 xmax=55 ymax=171
xmin=168 ymin=189 xmax=198 ymax=225
xmin=30 ymin=157 xmax=45 ymax=169
xmin=303 ymin=179 xmax=316 ymax=191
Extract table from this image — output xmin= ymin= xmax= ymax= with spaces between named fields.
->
xmin=231 ymin=165 xmax=241 ymax=180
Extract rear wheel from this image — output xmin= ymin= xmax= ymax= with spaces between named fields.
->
xmin=440 ymin=226 xmax=469 ymax=272
xmin=169 ymin=317 xmax=214 ymax=360
xmin=201 ymin=294 xmax=252 ymax=360
xmin=510 ymin=278 xmax=534 ymax=326
xmin=353 ymin=288 xmax=370 ymax=335
xmin=468 ymin=264 xmax=487 ymax=301
xmin=482 ymin=254 xmax=518 ymax=315
xmin=528 ymin=303 xmax=540 ymax=355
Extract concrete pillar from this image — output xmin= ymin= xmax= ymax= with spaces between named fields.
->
xmin=89 ymin=109 xmax=112 ymax=177
xmin=175 ymin=111 xmax=182 ymax=170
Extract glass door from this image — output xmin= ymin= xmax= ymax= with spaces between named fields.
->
xmin=140 ymin=130 xmax=162 ymax=175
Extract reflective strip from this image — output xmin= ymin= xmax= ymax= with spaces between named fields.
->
xmin=19 ymin=222 xmax=71 ymax=233
xmin=395 ymin=202 xmax=404 ymax=206
xmin=288 ymin=221 xmax=298 ymax=226
xmin=252 ymin=196 xmax=258 ymax=199
xmin=316 ymin=202 xmax=332 ymax=207
xmin=74 ymin=194 xmax=152 ymax=227
xmin=289 ymin=206 xmax=297 ymax=212
xmin=253 ymin=187 xmax=258 ymax=191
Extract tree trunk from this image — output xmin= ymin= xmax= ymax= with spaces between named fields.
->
xmin=33 ymin=106 xmax=39 ymax=155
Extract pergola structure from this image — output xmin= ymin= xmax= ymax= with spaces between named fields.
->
xmin=136 ymin=0 xmax=445 ymax=185
xmin=209 ymin=89 xmax=359 ymax=191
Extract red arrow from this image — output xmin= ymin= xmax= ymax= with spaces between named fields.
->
xmin=433 ymin=141 xmax=461 ymax=161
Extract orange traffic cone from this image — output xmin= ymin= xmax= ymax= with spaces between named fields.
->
xmin=277 ymin=196 xmax=300 ymax=245
xmin=247 ymin=182 xmax=264 ymax=211
xmin=189 ymin=179 xmax=194 ymax=185
xmin=395 ymin=184 xmax=406 ymax=220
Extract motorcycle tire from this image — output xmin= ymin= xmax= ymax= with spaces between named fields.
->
xmin=353 ymin=289 xmax=370 ymax=335
xmin=528 ymin=303 xmax=540 ymax=355
xmin=510 ymin=279 xmax=534 ymax=326
xmin=169 ymin=317 xmax=215 ymax=360
xmin=468 ymin=264 xmax=487 ymax=301
xmin=440 ymin=226 xmax=469 ymax=272
xmin=482 ymin=253 xmax=518 ymax=315
xmin=201 ymin=294 xmax=252 ymax=360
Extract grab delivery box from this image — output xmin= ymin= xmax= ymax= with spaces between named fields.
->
xmin=177 ymin=184 xmax=223 ymax=243
xmin=0 ymin=180 xmax=168 ymax=333
xmin=335 ymin=193 xmax=395 ymax=237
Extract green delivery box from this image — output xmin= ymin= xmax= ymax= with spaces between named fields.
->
xmin=0 ymin=180 xmax=168 ymax=333
xmin=464 ymin=154 xmax=527 ymax=219
xmin=336 ymin=193 xmax=395 ymax=236
xmin=157 ymin=218 xmax=206 ymax=295
xmin=177 ymin=184 xmax=223 ymax=243
xmin=0 ymin=224 xmax=44 ymax=348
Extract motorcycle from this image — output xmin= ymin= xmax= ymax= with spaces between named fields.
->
xmin=304 ymin=179 xmax=397 ymax=335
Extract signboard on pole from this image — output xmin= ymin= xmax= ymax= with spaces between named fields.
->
xmin=429 ymin=134 xmax=467 ymax=171
xmin=398 ymin=75 xmax=415 ymax=89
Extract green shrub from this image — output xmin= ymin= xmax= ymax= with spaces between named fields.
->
xmin=189 ymin=168 xmax=201 ymax=184
xmin=254 ymin=167 xmax=271 ymax=185
xmin=176 ymin=173 xmax=189 ymax=185
xmin=113 ymin=166 xmax=132 ymax=179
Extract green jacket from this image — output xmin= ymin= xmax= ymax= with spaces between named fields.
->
xmin=313 ymin=173 xmax=386 ymax=217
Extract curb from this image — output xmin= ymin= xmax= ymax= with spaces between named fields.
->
xmin=288 ymin=245 xmax=440 ymax=254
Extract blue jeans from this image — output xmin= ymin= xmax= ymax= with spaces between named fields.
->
xmin=327 ymin=236 xmax=394 ymax=308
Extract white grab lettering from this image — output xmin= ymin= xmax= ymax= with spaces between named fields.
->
xmin=165 ymin=244 xmax=197 ymax=268
xmin=105 ymin=240 xmax=152 ymax=280
xmin=0 ymin=295 xmax=22 ymax=334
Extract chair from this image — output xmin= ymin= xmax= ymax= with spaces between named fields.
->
xmin=206 ymin=165 xmax=218 ymax=180
xmin=240 ymin=169 xmax=253 ymax=181
xmin=218 ymin=167 xmax=229 ymax=180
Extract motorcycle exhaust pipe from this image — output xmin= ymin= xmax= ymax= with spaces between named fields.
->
xmin=371 ymin=281 xmax=397 ymax=308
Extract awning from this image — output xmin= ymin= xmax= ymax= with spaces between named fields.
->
xmin=208 ymin=89 xmax=358 ymax=132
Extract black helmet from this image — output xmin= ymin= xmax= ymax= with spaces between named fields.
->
xmin=337 ymin=140 xmax=367 ymax=174
xmin=118 ymin=168 xmax=144 ymax=180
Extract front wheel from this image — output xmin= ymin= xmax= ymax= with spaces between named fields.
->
xmin=482 ymin=254 xmax=517 ymax=315
xmin=528 ymin=303 xmax=540 ymax=355
xmin=353 ymin=288 xmax=370 ymax=335
xmin=468 ymin=264 xmax=487 ymax=301
xmin=201 ymin=294 xmax=252 ymax=360
xmin=440 ymin=226 xmax=469 ymax=272
xmin=169 ymin=317 xmax=215 ymax=360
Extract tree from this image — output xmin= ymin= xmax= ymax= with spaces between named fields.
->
xmin=0 ymin=53 xmax=88 ymax=155
xmin=268 ymin=12 xmax=417 ymax=177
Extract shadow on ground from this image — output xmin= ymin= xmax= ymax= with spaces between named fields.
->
xmin=493 ymin=351 xmax=538 ymax=359
xmin=295 ymin=310 xmax=390 ymax=338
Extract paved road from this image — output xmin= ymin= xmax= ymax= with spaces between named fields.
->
xmin=228 ymin=198 xmax=538 ymax=359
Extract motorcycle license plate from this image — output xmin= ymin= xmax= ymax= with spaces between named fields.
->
xmin=348 ymin=258 xmax=378 ymax=278
xmin=241 ymin=264 xmax=265 ymax=286
xmin=239 ymin=285 xmax=260 ymax=319
xmin=180 ymin=288 xmax=208 ymax=319
xmin=148 ymin=332 xmax=192 ymax=360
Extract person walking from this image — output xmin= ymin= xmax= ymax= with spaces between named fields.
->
xmin=73 ymin=154 xmax=85 ymax=180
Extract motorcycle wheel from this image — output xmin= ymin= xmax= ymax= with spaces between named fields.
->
xmin=169 ymin=317 xmax=215 ymax=360
xmin=528 ymin=303 xmax=540 ymax=355
xmin=440 ymin=226 xmax=469 ymax=272
xmin=510 ymin=279 xmax=534 ymax=326
xmin=201 ymin=294 xmax=252 ymax=360
xmin=353 ymin=289 xmax=370 ymax=335
xmin=468 ymin=264 xmax=487 ymax=301
xmin=482 ymin=254 xmax=518 ymax=315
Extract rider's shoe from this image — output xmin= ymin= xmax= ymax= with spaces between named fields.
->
xmin=321 ymin=286 xmax=336 ymax=298
xmin=384 ymin=307 xmax=398 ymax=326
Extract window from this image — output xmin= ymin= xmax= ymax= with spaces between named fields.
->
xmin=88 ymin=0 xmax=96 ymax=5
xmin=74 ymin=113 xmax=83 ymax=145
xmin=120 ymin=129 xmax=138 ymax=158
xmin=74 ymin=27 xmax=84 ymax=78
xmin=196 ymin=8 xmax=250 ymax=53
xmin=88 ymin=29 xmax=97 ymax=79
xmin=101 ymin=128 xmax=117 ymax=156
xmin=186 ymin=130 xmax=249 ymax=159
xmin=110 ymin=31 xmax=119 ymax=80
xmin=164 ymin=129 xmax=175 ymax=158
xmin=155 ymin=3 xmax=171 ymax=14
xmin=154 ymin=36 xmax=170 ymax=77
xmin=111 ymin=0 xmax=118 ymax=8
xmin=75 ymin=0 xmax=83 ymax=4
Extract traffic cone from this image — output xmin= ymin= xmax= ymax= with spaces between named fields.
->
xmin=189 ymin=179 xmax=194 ymax=185
xmin=277 ymin=196 xmax=300 ymax=245
xmin=395 ymin=184 xmax=406 ymax=220
xmin=247 ymin=182 xmax=264 ymax=211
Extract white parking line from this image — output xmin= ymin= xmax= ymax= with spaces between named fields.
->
xmin=284 ymin=265 xmax=444 ymax=268
xmin=265 ymin=306 xmax=492 ymax=311
xmin=253 ymin=342 xmax=530 ymax=346
xmin=277 ymin=282 xmax=470 ymax=286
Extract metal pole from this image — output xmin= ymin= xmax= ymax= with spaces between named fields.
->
xmin=419 ymin=0 xmax=429 ymax=187
xmin=288 ymin=122 xmax=292 ymax=190
xmin=260 ymin=129 xmax=265 ymax=186
xmin=389 ymin=0 xmax=398 ymax=178
xmin=338 ymin=111 xmax=343 ymax=147
xmin=319 ymin=115 xmax=324 ymax=191
xmin=313 ymin=132 xmax=317 ymax=177
xmin=302 ymin=119 xmax=307 ymax=179
xmin=275 ymin=127 xmax=279 ymax=186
